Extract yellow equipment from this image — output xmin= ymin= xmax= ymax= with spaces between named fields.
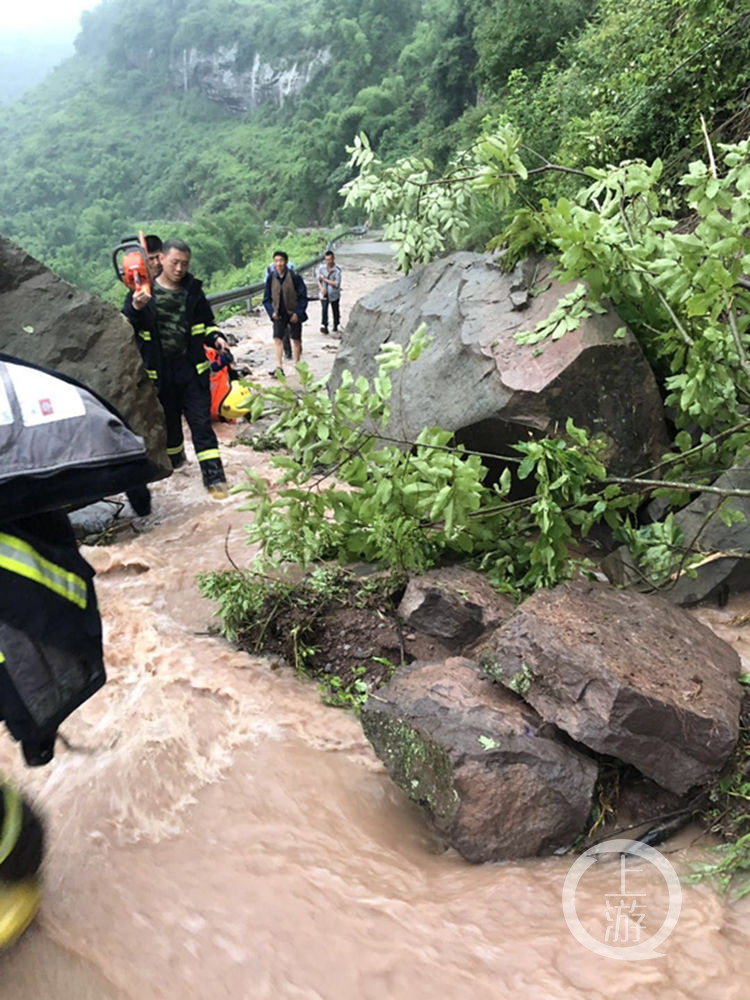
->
xmin=0 ymin=879 xmax=41 ymax=950
xmin=0 ymin=784 xmax=42 ymax=950
xmin=219 ymin=381 xmax=253 ymax=421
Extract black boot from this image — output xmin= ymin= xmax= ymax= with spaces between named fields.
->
xmin=126 ymin=485 xmax=152 ymax=516
xmin=201 ymin=457 xmax=228 ymax=498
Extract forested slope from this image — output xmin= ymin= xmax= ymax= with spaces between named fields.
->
xmin=0 ymin=0 xmax=746 ymax=297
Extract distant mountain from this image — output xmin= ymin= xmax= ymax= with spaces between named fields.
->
xmin=0 ymin=0 xmax=745 ymax=299
xmin=0 ymin=26 xmax=79 ymax=103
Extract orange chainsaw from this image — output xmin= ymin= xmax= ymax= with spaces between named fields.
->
xmin=112 ymin=230 xmax=151 ymax=296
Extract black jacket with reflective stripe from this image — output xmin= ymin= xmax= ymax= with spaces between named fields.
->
xmin=122 ymin=273 xmax=221 ymax=383
xmin=0 ymin=511 xmax=104 ymax=766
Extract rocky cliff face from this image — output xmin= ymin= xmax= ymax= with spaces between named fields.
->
xmin=173 ymin=45 xmax=330 ymax=112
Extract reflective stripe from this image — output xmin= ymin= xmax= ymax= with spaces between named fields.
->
xmin=166 ymin=443 xmax=185 ymax=456
xmin=0 ymin=785 xmax=22 ymax=865
xmin=191 ymin=323 xmax=206 ymax=336
xmin=206 ymin=325 xmax=220 ymax=338
xmin=0 ymin=532 xmax=87 ymax=609
xmin=196 ymin=449 xmax=220 ymax=462
xmin=196 ymin=361 xmax=210 ymax=375
xmin=146 ymin=369 xmax=158 ymax=380
xmin=139 ymin=330 xmax=152 ymax=342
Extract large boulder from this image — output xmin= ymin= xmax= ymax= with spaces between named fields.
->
xmin=361 ymin=657 xmax=597 ymax=861
xmin=0 ymin=237 xmax=169 ymax=477
xmin=331 ymin=253 xmax=669 ymax=477
xmin=480 ymin=580 xmax=742 ymax=795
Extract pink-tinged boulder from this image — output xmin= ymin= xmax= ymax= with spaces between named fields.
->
xmin=331 ymin=252 xmax=669 ymax=477
xmin=480 ymin=580 xmax=742 ymax=795
xmin=361 ymin=657 xmax=597 ymax=861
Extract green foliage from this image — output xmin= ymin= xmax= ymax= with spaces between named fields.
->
xmin=238 ymin=326 xmax=496 ymax=573
xmin=515 ymin=283 xmax=607 ymax=346
xmin=506 ymin=662 xmax=535 ymax=697
xmin=345 ymin=126 xmax=750 ymax=478
xmin=232 ymin=334 xmax=638 ymax=597
xmin=342 ymin=122 xmax=528 ymax=272
xmin=535 ymin=144 xmax=750 ymax=469
xmin=477 ymin=735 xmax=499 ymax=751
xmin=1 ymin=0 xmax=746 ymax=299
xmin=687 ymin=834 xmax=750 ymax=900
xmin=689 ymin=728 xmax=750 ymax=899
xmin=507 ymin=418 xmax=637 ymax=590
xmin=494 ymin=0 xmax=750 ymax=181
xmin=0 ymin=0 xmax=471 ymax=291
xmin=616 ymin=514 xmax=692 ymax=586
xmin=469 ymin=0 xmax=595 ymax=87
xmin=196 ymin=568 xmax=294 ymax=645
xmin=318 ymin=665 xmax=370 ymax=714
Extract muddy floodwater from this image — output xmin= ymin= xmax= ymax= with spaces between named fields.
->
xmin=1 ymin=243 xmax=748 ymax=999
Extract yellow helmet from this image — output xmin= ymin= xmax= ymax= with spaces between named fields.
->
xmin=220 ymin=382 xmax=253 ymax=421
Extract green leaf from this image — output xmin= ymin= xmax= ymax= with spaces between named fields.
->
xmin=565 ymin=418 xmax=589 ymax=447
xmin=478 ymin=735 xmax=498 ymax=751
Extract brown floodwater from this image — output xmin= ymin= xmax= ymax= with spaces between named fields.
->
xmin=1 ymin=247 xmax=748 ymax=998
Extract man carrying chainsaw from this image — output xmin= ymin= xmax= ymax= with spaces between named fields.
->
xmin=122 ymin=238 xmax=230 ymax=498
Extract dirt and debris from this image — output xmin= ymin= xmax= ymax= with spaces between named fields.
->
xmin=224 ymin=567 xmax=453 ymax=694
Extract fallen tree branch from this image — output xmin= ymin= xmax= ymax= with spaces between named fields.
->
xmin=700 ymin=113 xmax=718 ymax=179
xmin=635 ymin=418 xmax=750 ymax=479
xmin=605 ymin=475 xmax=750 ymax=499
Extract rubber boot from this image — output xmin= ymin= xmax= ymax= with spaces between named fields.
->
xmin=201 ymin=457 xmax=228 ymax=500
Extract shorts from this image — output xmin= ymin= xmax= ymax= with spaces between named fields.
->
xmin=273 ymin=318 xmax=302 ymax=342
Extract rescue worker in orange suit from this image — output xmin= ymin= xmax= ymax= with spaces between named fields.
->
xmin=122 ymin=238 xmax=229 ymax=498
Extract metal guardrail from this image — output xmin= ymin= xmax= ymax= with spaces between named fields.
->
xmin=206 ymin=226 xmax=368 ymax=310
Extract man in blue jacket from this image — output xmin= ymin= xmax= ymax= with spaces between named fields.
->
xmin=263 ymin=250 xmax=308 ymax=377
xmin=123 ymin=238 xmax=229 ymax=497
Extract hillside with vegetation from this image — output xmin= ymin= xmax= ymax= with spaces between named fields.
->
xmin=1 ymin=0 xmax=748 ymax=890
xmin=0 ymin=0 xmax=746 ymax=301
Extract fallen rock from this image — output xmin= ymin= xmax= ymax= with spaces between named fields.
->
xmin=658 ymin=459 xmax=750 ymax=605
xmin=602 ymin=459 xmax=750 ymax=604
xmin=331 ymin=253 xmax=669 ymax=477
xmin=480 ymin=580 xmax=742 ymax=795
xmin=0 ymin=237 xmax=170 ymax=477
xmin=398 ymin=565 xmax=515 ymax=652
xmin=361 ymin=657 xmax=597 ymax=861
